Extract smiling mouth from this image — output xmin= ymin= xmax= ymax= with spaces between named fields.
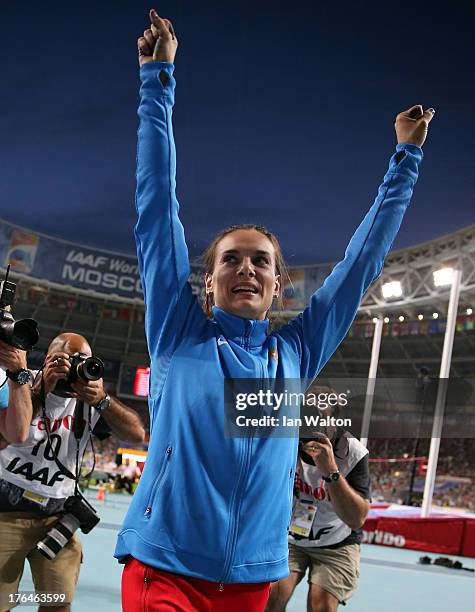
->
xmin=232 ymin=286 xmax=259 ymax=295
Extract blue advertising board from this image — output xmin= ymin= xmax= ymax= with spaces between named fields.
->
xmin=0 ymin=218 xmax=329 ymax=306
xmin=0 ymin=218 xmax=204 ymax=300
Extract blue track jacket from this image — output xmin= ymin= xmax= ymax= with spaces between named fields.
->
xmin=114 ymin=62 xmax=423 ymax=583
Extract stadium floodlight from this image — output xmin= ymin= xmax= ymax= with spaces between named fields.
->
xmin=383 ymin=317 xmax=389 ymax=323
xmin=467 ymin=308 xmax=473 ymax=315
xmin=372 ymin=317 xmax=378 ymax=323
xmin=433 ymin=312 xmax=439 ymax=319
xmin=381 ymin=281 xmax=402 ymax=299
xmin=422 ymin=268 xmax=462 ymax=517
xmin=433 ymin=267 xmax=454 ymax=287
xmin=398 ymin=315 xmax=405 ymax=322
xmin=418 ymin=314 xmax=424 ymax=320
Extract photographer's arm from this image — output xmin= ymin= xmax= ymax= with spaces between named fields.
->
xmin=311 ymin=437 xmax=370 ymax=531
xmin=0 ymin=342 xmax=32 ymax=443
xmin=324 ymin=473 xmax=370 ymax=531
xmin=72 ymin=379 xmax=145 ymax=444
xmin=99 ymin=397 xmax=146 ymax=444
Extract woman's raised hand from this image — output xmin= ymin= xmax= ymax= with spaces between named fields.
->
xmin=395 ymin=105 xmax=435 ymax=148
xmin=138 ymin=9 xmax=178 ymax=67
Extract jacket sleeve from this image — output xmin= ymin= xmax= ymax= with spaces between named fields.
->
xmin=276 ymin=143 xmax=423 ymax=381
xmin=134 ymin=62 xmax=191 ymax=357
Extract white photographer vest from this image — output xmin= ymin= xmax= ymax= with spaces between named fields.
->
xmin=0 ymin=375 xmax=99 ymax=500
xmin=289 ymin=436 xmax=368 ymax=548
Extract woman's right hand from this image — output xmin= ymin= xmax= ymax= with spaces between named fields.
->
xmin=138 ymin=9 xmax=178 ymax=67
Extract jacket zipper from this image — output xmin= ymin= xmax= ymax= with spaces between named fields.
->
xmin=219 ymin=341 xmax=264 ymax=585
xmin=144 ymin=446 xmax=172 ymax=517
xmin=219 ymin=426 xmax=253 ymax=585
xmin=243 ymin=320 xmax=253 ymax=350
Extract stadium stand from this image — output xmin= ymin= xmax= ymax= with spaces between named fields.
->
xmin=1 ymin=221 xmax=474 ymax=511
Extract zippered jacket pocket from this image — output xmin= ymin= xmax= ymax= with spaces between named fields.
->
xmin=144 ymin=445 xmax=172 ymax=517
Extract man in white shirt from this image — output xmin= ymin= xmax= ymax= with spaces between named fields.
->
xmin=0 ymin=332 xmax=145 ymax=612
xmin=266 ymin=390 xmax=371 ymax=612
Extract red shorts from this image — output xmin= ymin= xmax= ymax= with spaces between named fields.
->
xmin=122 ymin=557 xmax=271 ymax=612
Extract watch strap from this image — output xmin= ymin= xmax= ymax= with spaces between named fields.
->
xmin=95 ymin=394 xmax=111 ymax=412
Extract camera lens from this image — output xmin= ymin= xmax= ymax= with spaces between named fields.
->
xmin=87 ymin=362 xmax=101 ymax=376
xmin=11 ymin=318 xmax=39 ymax=350
xmin=78 ymin=357 xmax=104 ymax=381
xmin=36 ymin=514 xmax=80 ymax=560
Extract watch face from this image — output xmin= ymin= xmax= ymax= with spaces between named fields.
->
xmin=14 ymin=370 xmax=30 ymax=385
xmin=19 ymin=371 xmax=30 ymax=384
xmin=97 ymin=396 xmax=110 ymax=411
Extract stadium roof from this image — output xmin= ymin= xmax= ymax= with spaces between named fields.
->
xmin=3 ymin=220 xmax=474 ymax=312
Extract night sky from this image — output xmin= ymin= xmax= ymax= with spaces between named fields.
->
xmin=1 ymin=1 xmax=474 ymax=264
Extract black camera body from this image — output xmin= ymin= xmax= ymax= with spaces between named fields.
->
xmin=63 ymin=494 xmax=100 ymax=533
xmin=53 ymin=354 xmax=105 ymax=397
xmin=0 ymin=269 xmax=39 ymax=350
xmin=37 ymin=493 xmax=100 ymax=560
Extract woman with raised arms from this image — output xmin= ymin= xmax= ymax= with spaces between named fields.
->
xmin=116 ymin=9 xmax=435 ymax=611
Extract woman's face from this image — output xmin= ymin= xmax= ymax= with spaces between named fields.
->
xmin=205 ymin=229 xmax=281 ymax=320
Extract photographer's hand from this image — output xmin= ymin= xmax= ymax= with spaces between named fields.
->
xmin=138 ymin=9 xmax=178 ymax=66
xmin=40 ymin=352 xmax=72 ymax=396
xmin=0 ymin=340 xmax=27 ymax=372
xmin=310 ymin=435 xmax=339 ymax=476
xmin=31 ymin=352 xmax=73 ymax=417
xmin=71 ymin=378 xmax=105 ymax=406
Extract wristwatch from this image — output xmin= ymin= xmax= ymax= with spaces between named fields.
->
xmin=95 ymin=394 xmax=111 ymax=412
xmin=6 ymin=368 xmax=31 ymax=385
xmin=322 ymin=470 xmax=341 ymax=483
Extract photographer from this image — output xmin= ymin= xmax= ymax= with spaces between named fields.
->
xmin=0 ymin=340 xmax=33 ymax=447
xmin=266 ymin=390 xmax=371 ymax=612
xmin=0 ymin=332 xmax=145 ymax=612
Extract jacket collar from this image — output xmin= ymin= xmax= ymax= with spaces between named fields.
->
xmin=212 ymin=306 xmax=269 ymax=348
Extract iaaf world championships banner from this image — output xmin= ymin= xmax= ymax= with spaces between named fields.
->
xmin=0 ymin=218 xmax=331 ymax=305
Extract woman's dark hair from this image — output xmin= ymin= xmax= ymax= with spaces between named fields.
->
xmin=200 ymin=224 xmax=290 ymax=318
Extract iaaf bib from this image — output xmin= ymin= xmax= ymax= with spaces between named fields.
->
xmin=0 ymin=374 xmax=99 ymax=500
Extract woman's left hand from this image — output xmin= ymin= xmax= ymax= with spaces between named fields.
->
xmin=395 ymin=105 xmax=435 ymax=147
